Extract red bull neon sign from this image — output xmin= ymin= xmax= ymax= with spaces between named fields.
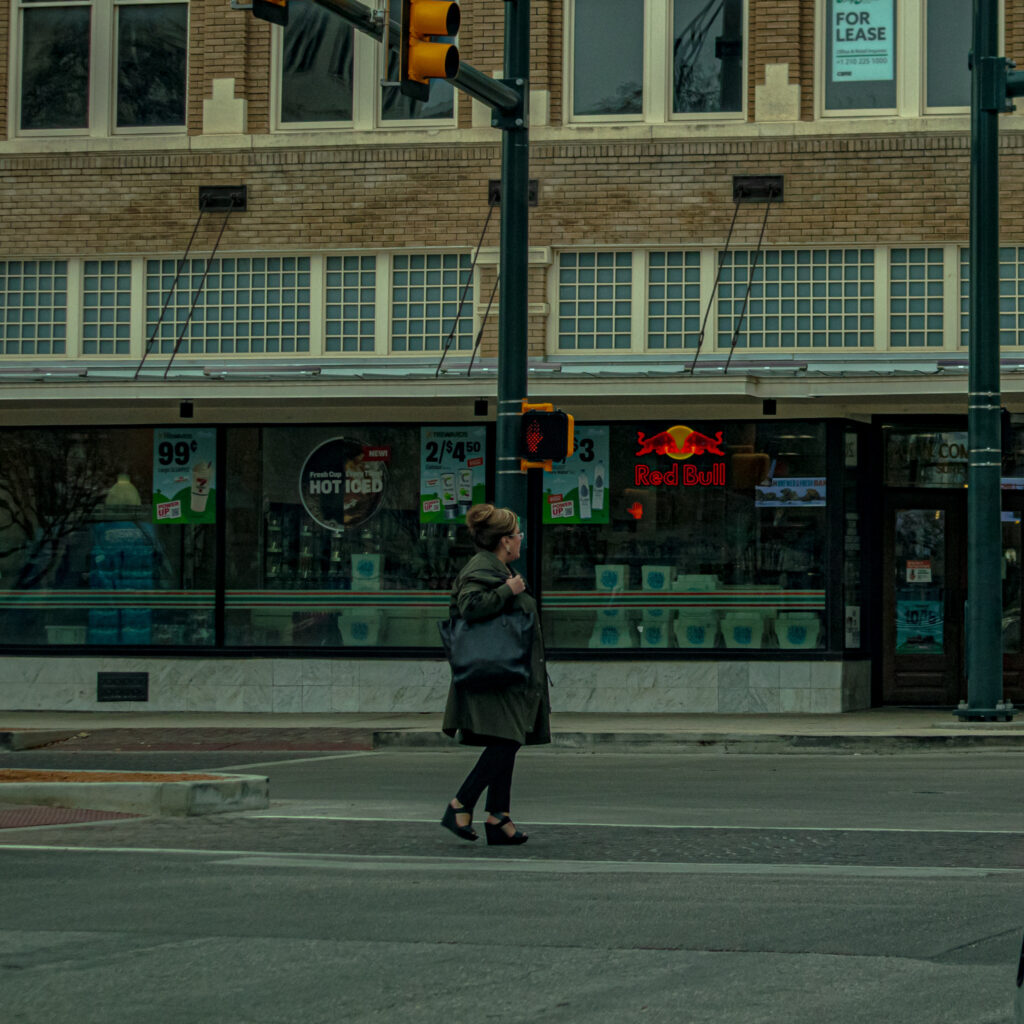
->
xmin=634 ymin=426 xmax=726 ymax=488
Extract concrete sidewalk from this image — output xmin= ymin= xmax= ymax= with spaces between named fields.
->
xmin=3 ymin=708 xmax=1024 ymax=754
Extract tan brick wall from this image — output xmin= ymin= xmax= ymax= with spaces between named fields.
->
xmin=748 ymin=0 xmax=802 ymax=122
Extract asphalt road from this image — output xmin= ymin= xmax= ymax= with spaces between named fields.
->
xmin=1 ymin=748 xmax=1022 ymax=1023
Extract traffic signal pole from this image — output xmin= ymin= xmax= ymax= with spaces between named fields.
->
xmin=493 ymin=0 xmax=530 ymax=524
xmin=961 ymin=0 xmax=1024 ymax=720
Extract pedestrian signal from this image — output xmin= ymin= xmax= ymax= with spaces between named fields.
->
xmin=252 ymin=0 xmax=288 ymax=26
xmin=520 ymin=403 xmax=574 ymax=470
xmin=400 ymin=0 xmax=460 ymax=101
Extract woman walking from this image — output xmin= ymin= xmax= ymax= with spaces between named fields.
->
xmin=440 ymin=503 xmax=551 ymax=845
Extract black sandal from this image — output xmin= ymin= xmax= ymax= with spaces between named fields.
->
xmin=441 ymin=802 xmax=478 ymax=842
xmin=485 ymin=813 xmax=529 ymax=846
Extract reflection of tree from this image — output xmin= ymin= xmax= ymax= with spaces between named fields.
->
xmin=583 ymin=81 xmax=643 ymax=116
xmin=116 ymin=6 xmax=188 ymax=127
xmin=282 ymin=1 xmax=353 ymax=121
xmin=0 ymin=433 xmax=114 ymax=589
xmin=672 ymin=0 xmax=743 ymax=114
xmin=21 ymin=9 xmax=89 ymax=130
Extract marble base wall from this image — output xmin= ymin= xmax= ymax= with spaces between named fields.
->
xmin=0 ymin=657 xmax=873 ymax=714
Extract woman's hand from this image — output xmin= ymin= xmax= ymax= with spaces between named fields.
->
xmin=506 ymin=573 xmax=526 ymax=596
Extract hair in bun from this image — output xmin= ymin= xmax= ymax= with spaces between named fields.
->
xmin=465 ymin=503 xmax=518 ymax=551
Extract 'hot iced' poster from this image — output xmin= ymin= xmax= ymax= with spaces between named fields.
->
xmin=420 ymin=427 xmax=487 ymax=523
xmin=152 ymin=429 xmax=216 ymax=525
xmin=543 ymin=426 xmax=609 ymax=524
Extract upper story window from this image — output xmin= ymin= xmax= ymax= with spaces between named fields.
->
xmin=16 ymin=0 xmax=188 ymax=135
xmin=278 ymin=0 xmax=453 ymax=128
xmin=823 ymin=0 xmax=971 ymax=115
xmin=569 ymin=0 xmax=744 ymax=120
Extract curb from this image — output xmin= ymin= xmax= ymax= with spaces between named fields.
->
xmin=371 ymin=730 xmax=1024 ymax=754
xmin=0 ymin=771 xmax=269 ymax=816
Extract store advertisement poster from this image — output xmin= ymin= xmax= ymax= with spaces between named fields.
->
xmin=832 ymin=0 xmax=893 ymax=82
xmin=543 ymin=426 xmax=609 ymax=524
xmin=420 ymin=427 xmax=486 ymax=523
xmin=755 ymin=478 xmax=827 ymax=508
xmin=895 ymin=600 xmax=944 ymax=653
xmin=152 ymin=428 xmax=216 ymax=525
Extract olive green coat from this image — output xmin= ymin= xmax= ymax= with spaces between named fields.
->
xmin=442 ymin=550 xmax=551 ymax=746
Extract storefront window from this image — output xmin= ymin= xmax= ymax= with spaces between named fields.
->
xmin=0 ymin=427 xmax=216 ymax=646
xmin=541 ymin=421 xmax=827 ymax=651
xmin=224 ymin=425 xmax=477 ymax=648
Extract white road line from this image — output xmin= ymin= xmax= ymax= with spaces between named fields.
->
xmin=0 ymin=844 xmax=1017 ymax=878
xmin=245 ymin=813 xmax=1024 ymax=836
xmin=215 ymin=751 xmax=382 ymax=772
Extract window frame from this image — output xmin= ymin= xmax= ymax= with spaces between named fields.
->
xmin=12 ymin=0 xmax=190 ymax=139
xmin=270 ymin=0 xmax=457 ymax=133
xmin=565 ymin=0 xmax=748 ymax=125
xmin=816 ymin=0 xmax=990 ymax=119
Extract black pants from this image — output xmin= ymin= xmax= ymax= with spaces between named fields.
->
xmin=455 ymin=740 xmax=521 ymax=814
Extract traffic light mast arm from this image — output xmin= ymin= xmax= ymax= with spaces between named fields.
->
xmin=302 ymin=0 xmax=523 ymax=116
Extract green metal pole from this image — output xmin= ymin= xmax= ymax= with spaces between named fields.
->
xmin=963 ymin=0 xmax=1007 ymax=719
xmin=494 ymin=0 xmax=530 ymax=524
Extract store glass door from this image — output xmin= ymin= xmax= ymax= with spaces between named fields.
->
xmin=883 ymin=493 xmax=966 ymax=705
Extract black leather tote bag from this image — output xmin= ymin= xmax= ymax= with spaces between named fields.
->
xmin=438 ymin=609 xmax=535 ymax=693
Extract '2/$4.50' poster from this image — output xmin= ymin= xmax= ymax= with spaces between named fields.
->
xmin=152 ymin=428 xmax=216 ymax=525
xmin=420 ymin=427 xmax=487 ymax=524
xmin=543 ymin=426 xmax=609 ymax=524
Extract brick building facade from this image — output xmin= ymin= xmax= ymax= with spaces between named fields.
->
xmin=0 ymin=0 xmax=1021 ymax=715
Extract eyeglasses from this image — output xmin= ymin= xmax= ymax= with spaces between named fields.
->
xmin=507 ymin=531 xmax=524 ymax=540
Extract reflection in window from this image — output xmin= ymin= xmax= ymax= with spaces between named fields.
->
xmin=0 ymin=428 xmax=216 ymax=647
xmin=116 ymin=3 xmax=188 ymax=128
xmin=281 ymin=0 xmax=354 ymax=123
xmin=573 ymin=0 xmax=643 ymax=116
xmin=21 ymin=5 xmax=91 ymax=130
xmin=824 ymin=0 xmax=896 ymax=111
xmin=223 ymin=426 xmax=476 ymax=647
xmin=542 ymin=421 xmax=827 ymax=651
xmin=925 ymin=0 xmax=970 ymax=108
xmin=672 ymin=0 xmax=743 ymax=114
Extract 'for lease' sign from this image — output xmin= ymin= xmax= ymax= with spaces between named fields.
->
xmin=832 ymin=0 xmax=894 ymax=83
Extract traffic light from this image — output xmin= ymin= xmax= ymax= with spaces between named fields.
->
xmin=400 ymin=0 xmax=460 ymax=101
xmin=520 ymin=402 xmax=574 ymax=470
xmin=252 ymin=0 xmax=288 ymax=26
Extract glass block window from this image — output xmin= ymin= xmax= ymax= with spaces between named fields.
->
xmin=144 ymin=257 xmax=311 ymax=354
xmin=326 ymin=255 xmax=376 ymax=353
xmin=0 ymin=259 xmax=67 ymax=355
xmin=889 ymin=248 xmax=943 ymax=348
xmin=717 ymin=249 xmax=875 ymax=349
xmin=960 ymin=246 xmax=1024 ymax=347
xmin=647 ymin=251 xmax=700 ymax=349
xmin=390 ymin=253 xmax=473 ymax=353
xmin=557 ymin=252 xmax=632 ymax=351
xmin=83 ymin=259 xmax=131 ymax=355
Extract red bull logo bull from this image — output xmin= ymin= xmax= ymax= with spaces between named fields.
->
xmin=633 ymin=425 xmax=726 ymax=488
xmin=635 ymin=427 xmax=725 ymax=459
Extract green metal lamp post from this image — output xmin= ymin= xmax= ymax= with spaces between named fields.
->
xmin=961 ymin=0 xmax=1024 ymax=720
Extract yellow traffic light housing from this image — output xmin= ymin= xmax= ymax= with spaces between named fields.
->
xmin=252 ymin=0 xmax=288 ymax=26
xmin=400 ymin=0 xmax=460 ymax=101
xmin=520 ymin=402 xmax=575 ymax=471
